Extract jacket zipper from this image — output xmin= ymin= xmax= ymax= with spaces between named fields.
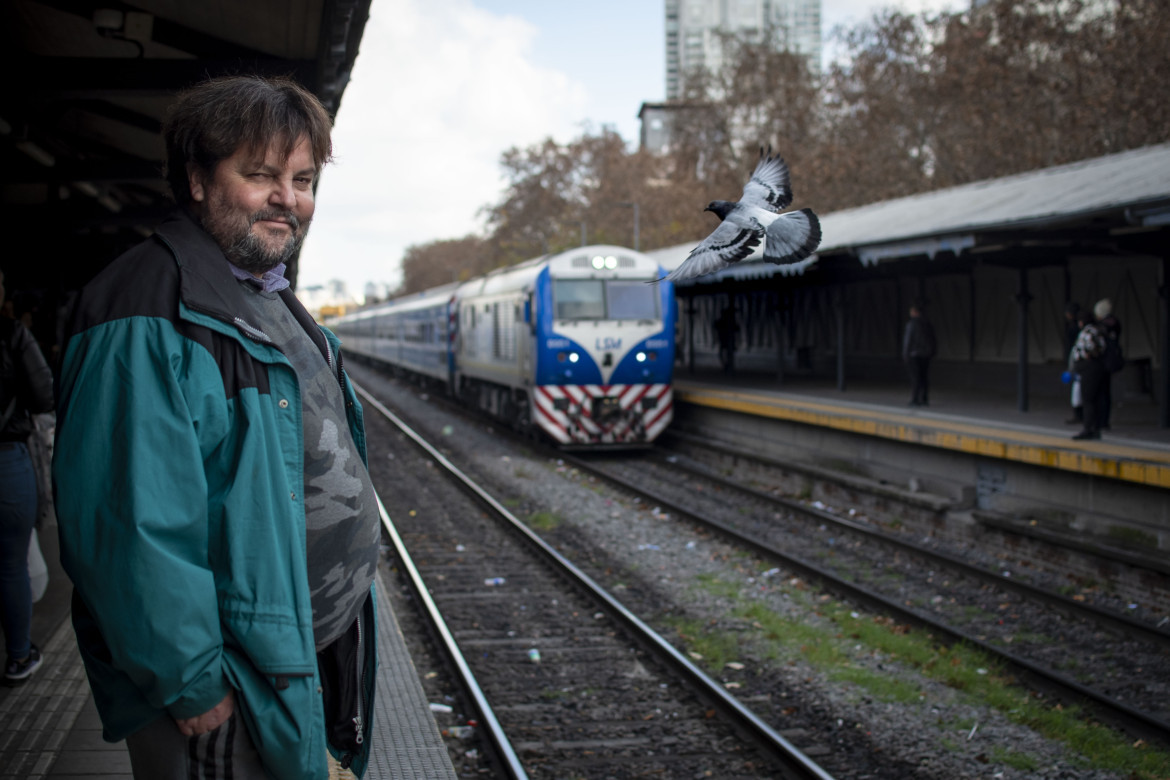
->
xmin=353 ymin=611 xmax=365 ymax=746
xmin=340 ymin=611 xmax=366 ymax=769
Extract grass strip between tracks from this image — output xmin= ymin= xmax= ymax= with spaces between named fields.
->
xmin=662 ymin=568 xmax=1170 ymax=779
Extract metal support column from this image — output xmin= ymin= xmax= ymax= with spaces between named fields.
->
xmin=1016 ymin=267 xmax=1032 ymax=412
xmin=1161 ymin=257 xmax=1170 ymax=427
xmin=686 ymin=296 xmax=695 ymax=376
xmin=775 ymin=291 xmax=785 ymax=386
xmin=837 ymin=284 xmax=847 ymax=392
xmin=968 ymin=271 xmax=977 ymax=362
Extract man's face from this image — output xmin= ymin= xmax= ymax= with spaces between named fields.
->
xmin=190 ymin=136 xmax=317 ymax=274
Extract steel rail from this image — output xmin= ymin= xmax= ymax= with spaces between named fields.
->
xmin=659 ymin=432 xmax=1170 ymax=647
xmin=559 ymin=451 xmax=1170 ymax=746
xmin=355 ymin=382 xmax=838 ymax=780
xmin=362 ymin=398 xmax=530 ymax=779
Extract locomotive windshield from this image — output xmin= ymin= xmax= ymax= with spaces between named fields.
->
xmin=553 ymin=279 xmax=660 ymax=321
xmin=607 ymin=281 xmax=658 ymax=320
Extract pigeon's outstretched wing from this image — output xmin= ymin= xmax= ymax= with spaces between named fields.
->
xmin=660 ymin=219 xmax=762 ymax=283
xmin=763 ymin=208 xmax=821 ymax=265
xmin=739 ymin=147 xmax=793 ymax=212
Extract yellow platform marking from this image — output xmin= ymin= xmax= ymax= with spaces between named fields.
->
xmin=677 ymin=387 xmax=1170 ymax=489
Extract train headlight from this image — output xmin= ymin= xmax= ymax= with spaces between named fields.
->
xmin=557 ymin=351 xmax=566 ymax=362
xmin=568 ymin=352 xmax=579 ymax=363
xmin=635 ymin=352 xmax=646 ymax=362
xmin=604 ymin=256 xmax=617 ymax=269
xmin=591 ymin=256 xmax=605 ymax=269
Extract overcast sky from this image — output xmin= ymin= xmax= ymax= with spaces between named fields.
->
xmin=298 ymin=0 xmax=963 ymax=296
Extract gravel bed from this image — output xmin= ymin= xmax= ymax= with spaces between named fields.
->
xmin=591 ymin=453 xmax=1170 ymax=720
xmin=349 ymin=362 xmax=1141 ymax=779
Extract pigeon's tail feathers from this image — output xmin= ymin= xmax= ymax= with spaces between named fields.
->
xmin=763 ymin=208 xmax=821 ymax=265
xmin=645 ymin=276 xmax=668 ymax=285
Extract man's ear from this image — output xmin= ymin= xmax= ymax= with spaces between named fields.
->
xmin=188 ymin=163 xmax=207 ymax=203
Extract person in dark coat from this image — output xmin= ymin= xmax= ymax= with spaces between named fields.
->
xmin=1063 ymin=302 xmax=1084 ymax=425
xmin=1070 ymin=308 xmax=1107 ymax=440
xmin=1093 ymin=298 xmax=1122 ymax=430
xmin=714 ymin=305 xmax=739 ymax=374
xmin=902 ymin=301 xmax=936 ymax=407
xmin=0 ymin=267 xmax=55 ymax=684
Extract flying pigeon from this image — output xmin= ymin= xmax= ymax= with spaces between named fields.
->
xmin=656 ymin=147 xmax=821 ymax=283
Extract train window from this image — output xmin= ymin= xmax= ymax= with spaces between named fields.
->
xmin=607 ymin=281 xmax=659 ymax=320
xmin=553 ymin=280 xmax=605 ymax=319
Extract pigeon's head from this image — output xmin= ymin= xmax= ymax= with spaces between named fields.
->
xmin=704 ymin=200 xmax=735 ymax=220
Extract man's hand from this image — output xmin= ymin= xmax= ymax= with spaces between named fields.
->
xmin=174 ymin=690 xmax=235 ymax=736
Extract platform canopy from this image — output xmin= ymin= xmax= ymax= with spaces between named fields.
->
xmin=650 ymin=143 xmax=1170 ymax=284
xmin=2 ymin=0 xmax=372 ymax=290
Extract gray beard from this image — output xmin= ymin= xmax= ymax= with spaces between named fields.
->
xmin=202 ymin=204 xmax=308 ymax=274
xmin=224 ymin=222 xmax=307 ymax=274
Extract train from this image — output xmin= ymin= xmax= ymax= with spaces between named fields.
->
xmin=330 ymin=244 xmax=678 ymax=448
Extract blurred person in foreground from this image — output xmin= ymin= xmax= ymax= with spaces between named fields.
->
xmin=0 ymin=267 xmax=54 ymax=685
xmin=54 ymin=76 xmax=380 ymax=779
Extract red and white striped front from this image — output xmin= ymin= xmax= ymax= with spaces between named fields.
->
xmin=532 ymin=384 xmax=673 ymax=446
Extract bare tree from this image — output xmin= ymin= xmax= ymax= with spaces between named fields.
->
xmin=399 ymin=235 xmax=486 ymax=295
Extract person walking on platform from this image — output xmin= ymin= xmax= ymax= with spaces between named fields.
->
xmin=1094 ymin=298 xmax=1123 ymax=430
xmin=1070 ymin=308 xmax=1107 ymax=440
xmin=0 ymin=268 xmax=54 ymax=685
xmin=54 ymin=76 xmax=380 ymax=779
xmin=902 ymin=300 xmax=936 ymax=407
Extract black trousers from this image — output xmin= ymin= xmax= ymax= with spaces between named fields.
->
xmin=1078 ymin=364 xmax=1107 ymax=434
xmin=907 ymin=357 xmax=931 ymax=405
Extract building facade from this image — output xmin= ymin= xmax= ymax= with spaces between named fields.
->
xmin=665 ymin=0 xmax=822 ymax=99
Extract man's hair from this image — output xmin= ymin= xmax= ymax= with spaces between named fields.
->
xmin=163 ymin=75 xmax=334 ymax=207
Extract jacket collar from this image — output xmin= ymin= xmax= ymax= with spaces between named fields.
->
xmin=155 ymin=209 xmax=261 ymax=332
xmin=153 ymin=210 xmax=332 ymax=366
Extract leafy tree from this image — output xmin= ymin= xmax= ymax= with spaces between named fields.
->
xmin=393 ymin=0 xmax=1169 ymax=293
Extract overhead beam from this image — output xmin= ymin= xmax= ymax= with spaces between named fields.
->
xmin=4 ymin=156 xmax=161 ymax=185
xmin=29 ymin=0 xmax=272 ymax=61
xmin=14 ymin=57 xmax=317 ymax=100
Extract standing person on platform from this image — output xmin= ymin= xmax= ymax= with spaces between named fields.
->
xmin=54 ymin=76 xmax=380 ymax=779
xmin=714 ymin=304 xmax=739 ymax=374
xmin=1070 ymin=308 xmax=1107 ymax=440
xmin=1094 ymin=298 xmax=1123 ymax=430
xmin=902 ymin=300 xmax=936 ymax=407
xmin=0 ymin=268 xmax=54 ymax=685
xmin=1063 ymin=302 xmax=1085 ymax=425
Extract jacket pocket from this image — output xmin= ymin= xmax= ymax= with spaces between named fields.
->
xmin=220 ymin=604 xmax=316 ymax=678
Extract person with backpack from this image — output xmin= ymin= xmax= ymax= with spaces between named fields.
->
xmin=1070 ymin=308 xmax=1107 ymax=440
xmin=0 ymin=267 xmax=55 ymax=684
xmin=1094 ymin=299 xmax=1123 ymax=430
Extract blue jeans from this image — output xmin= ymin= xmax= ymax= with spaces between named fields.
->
xmin=0 ymin=442 xmax=38 ymax=659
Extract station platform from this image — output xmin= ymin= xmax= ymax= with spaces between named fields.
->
xmin=0 ymin=527 xmax=455 ymax=780
xmin=673 ymin=367 xmax=1170 ymax=490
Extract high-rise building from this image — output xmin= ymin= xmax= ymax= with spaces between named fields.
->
xmin=665 ymin=0 xmax=822 ymax=100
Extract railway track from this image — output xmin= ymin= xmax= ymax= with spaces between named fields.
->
xmin=563 ymin=448 xmax=1170 ymax=745
xmin=346 ymin=360 xmax=1170 ymax=777
xmin=356 ymin=383 xmax=841 ymax=779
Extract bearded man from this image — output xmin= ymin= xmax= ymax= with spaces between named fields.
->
xmin=54 ymin=76 xmax=380 ymax=779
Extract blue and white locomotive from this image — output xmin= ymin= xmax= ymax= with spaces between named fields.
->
xmin=331 ymin=245 xmax=677 ymax=447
